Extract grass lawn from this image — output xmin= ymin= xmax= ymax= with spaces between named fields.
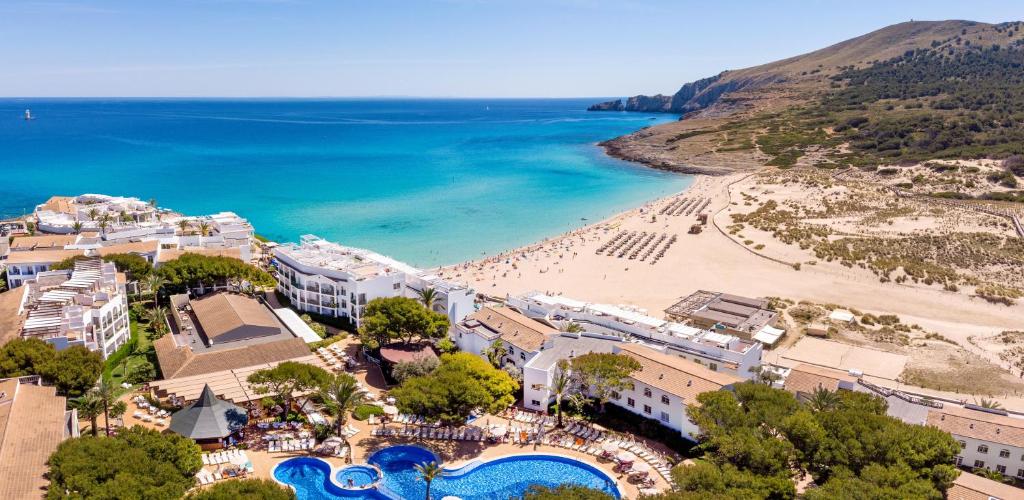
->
xmin=103 ymin=305 xmax=161 ymax=395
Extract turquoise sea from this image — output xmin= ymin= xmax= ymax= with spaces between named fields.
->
xmin=0 ymin=99 xmax=688 ymax=267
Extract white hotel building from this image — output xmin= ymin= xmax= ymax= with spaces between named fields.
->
xmin=522 ymin=334 xmax=740 ymax=440
xmin=928 ymin=405 xmax=1024 ymax=480
xmin=507 ymin=292 xmax=763 ymax=380
xmin=272 ymin=235 xmax=474 ymax=327
xmin=17 ymin=259 xmax=131 ymax=359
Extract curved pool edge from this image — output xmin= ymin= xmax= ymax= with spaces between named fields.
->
xmin=271 ymin=456 xmax=351 ymax=497
xmin=439 ymin=452 xmax=624 ymax=499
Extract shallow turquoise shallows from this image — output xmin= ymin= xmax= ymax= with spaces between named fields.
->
xmin=0 ymin=98 xmax=689 ymax=266
xmin=272 ymin=445 xmax=621 ymax=499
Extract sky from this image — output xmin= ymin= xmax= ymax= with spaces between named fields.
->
xmin=0 ymin=0 xmax=1020 ymax=98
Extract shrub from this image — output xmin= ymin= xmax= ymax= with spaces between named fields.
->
xmin=353 ymin=404 xmax=384 ymax=421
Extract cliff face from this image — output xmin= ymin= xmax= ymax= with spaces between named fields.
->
xmin=586 ymin=99 xmax=624 ymax=111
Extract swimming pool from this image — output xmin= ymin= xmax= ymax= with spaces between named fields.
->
xmin=274 ymin=445 xmax=621 ymax=499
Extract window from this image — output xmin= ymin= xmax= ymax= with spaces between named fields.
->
xmin=661 ymin=395 xmax=670 ymax=405
xmin=643 ymin=388 xmax=652 ymax=397
xmin=978 ymin=445 xmax=989 ymax=454
xmin=643 ymin=405 xmax=652 ymax=415
xmin=997 ymin=465 xmax=1006 ymax=474
xmin=531 ymin=400 xmax=540 ymax=406
xmin=611 ymin=391 xmax=621 ymax=400
xmin=1017 ymin=469 xmax=1024 ymax=479
xmin=1000 ymin=449 xmax=1010 ymax=458
xmin=974 ymin=460 xmax=985 ymax=468
xmin=519 ymin=352 xmax=526 ymax=360
xmin=626 ymin=398 xmax=635 ymax=408
xmin=958 ymin=441 xmax=966 ymax=448
xmin=393 ymin=283 xmax=401 ymax=290
xmin=709 ymin=363 xmax=718 ymax=371
xmin=660 ymin=412 xmax=670 ymax=423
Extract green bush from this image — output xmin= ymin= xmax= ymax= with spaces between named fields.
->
xmin=352 ymin=404 xmax=384 ymax=421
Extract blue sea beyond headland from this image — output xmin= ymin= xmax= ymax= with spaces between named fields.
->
xmin=0 ymin=98 xmax=690 ymax=267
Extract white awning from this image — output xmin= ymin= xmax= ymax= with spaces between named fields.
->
xmin=270 ymin=307 xmax=322 ymax=343
xmin=753 ymin=325 xmax=785 ymax=345
xmin=587 ymin=303 xmax=665 ymax=329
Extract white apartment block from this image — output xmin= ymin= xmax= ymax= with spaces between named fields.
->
xmin=18 ymin=259 xmax=131 ymax=359
xmin=508 ymin=292 xmax=763 ymax=380
xmin=928 ymin=406 xmax=1024 ymax=480
xmin=273 ymin=235 xmax=474 ymax=327
xmin=522 ymin=335 xmax=740 ymax=440
xmin=452 ymin=305 xmax=558 ymax=372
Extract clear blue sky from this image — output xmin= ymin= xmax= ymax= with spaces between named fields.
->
xmin=1 ymin=0 xmax=1019 ymax=97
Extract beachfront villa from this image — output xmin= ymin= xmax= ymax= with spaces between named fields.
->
xmin=452 ymin=305 xmax=559 ymax=371
xmin=15 ymin=258 xmax=130 ymax=359
xmin=272 ymin=235 xmax=474 ymax=327
xmin=508 ymin=292 xmax=763 ymax=380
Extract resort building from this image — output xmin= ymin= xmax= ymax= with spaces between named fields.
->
xmin=34 ymin=194 xmax=158 ymax=234
xmin=16 ymin=259 xmax=131 ymax=359
xmin=155 ymin=292 xmax=315 ymax=379
xmin=451 ymin=305 xmax=558 ymax=371
xmin=0 ymin=376 xmax=80 ymax=499
xmin=4 ymin=247 xmax=82 ymax=289
xmin=522 ymin=335 xmax=740 ymax=440
xmin=273 ymin=235 xmax=474 ymax=327
xmin=946 ymin=471 xmax=1023 ymax=500
xmin=508 ymin=292 xmax=763 ymax=380
xmin=927 ymin=405 xmax=1024 ymax=479
xmin=664 ymin=290 xmax=784 ymax=344
xmin=781 ymin=363 xmax=933 ymax=425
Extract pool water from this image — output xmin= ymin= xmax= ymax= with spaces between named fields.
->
xmin=336 ymin=465 xmax=380 ymax=489
xmin=274 ymin=446 xmax=620 ymax=500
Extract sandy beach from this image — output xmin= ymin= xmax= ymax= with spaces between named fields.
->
xmin=437 ymin=170 xmax=1024 ymax=401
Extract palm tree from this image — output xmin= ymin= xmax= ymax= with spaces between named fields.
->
xmin=149 ymin=306 xmax=169 ymax=338
xmin=198 ymin=221 xmax=210 ymax=237
xmin=87 ymin=208 xmax=98 ymax=221
xmin=545 ymin=359 xmax=573 ymax=428
xmin=806 ymin=387 xmax=842 ymax=413
xmin=979 ymin=398 xmax=1003 ymax=410
xmin=417 ymin=287 xmax=438 ymax=310
xmin=414 ymin=461 xmax=442 ymax=500
xmin=110 ymin=400 xmax=128 ymax=426
xmin=484 ymin=339 xmax=507 ymax=368
xmin=177 ymin=219 xmax=189 ymax=235
xmin=564 ymin=322 xmax=584 ymax=333
xmin=145 ymin=274 xmax=167 ymax=307
xmin=93 ymin=381 xmax=116 ymax=436
xmin=98 ymin=213 xmax=111 ymax=235
xmin=148 ymin=198 xmax=157 ymax=208
xmin=319 ymin=373 xmax=366 ymax=440
xmin=71 ymin=221 xmax=83 ymax=234
xmin=71 ymin=392 xmax=105 ymax=437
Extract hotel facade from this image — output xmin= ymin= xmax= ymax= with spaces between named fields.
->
xmin=272 ymin=235 xmax=474 ymax=327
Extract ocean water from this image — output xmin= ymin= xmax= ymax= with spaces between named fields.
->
xmin=0 ymin=98 xmax=688 ymax=267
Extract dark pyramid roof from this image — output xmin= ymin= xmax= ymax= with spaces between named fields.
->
xmin=168 ymin=384 xmax=248 ymax=440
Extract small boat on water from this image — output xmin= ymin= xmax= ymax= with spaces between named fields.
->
xmin=24 ymin=109 xmax=33 ymax=121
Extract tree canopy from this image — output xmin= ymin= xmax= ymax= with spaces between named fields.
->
xmin=392 ymin=352 xmax=517 ymax=425
xmin=358 ymin=296 xmax=449 ymax=349
xmin=247 ymin=361 xmax=331 ymax=414
xmin=519 ymin=485 xmax=615 ymax=500
xmin=569 ymin=352 xmax=641 ymax=412
xmin=662 ymin=382 xmax=960 ymax=500
xmin=157 ymin=253 xmax=275 ymax=292
xmin=0 ymin=340 xmax=103 ymax=397
xmin=185 ymin=479 xmax=295 ymax=500
xmin=47 ymin=426 xmax=202 ymax=500
xmin=101 ymin=253 xmax=154 ymax=281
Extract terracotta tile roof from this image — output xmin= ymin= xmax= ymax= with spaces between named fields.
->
xmin=9 ymin=235 xmax=76 ymax=251
xmin=616 ymin=343 xmax=740 ymax=401
xmin=154 ymin=335 xmax=311 ymax=379
xmin=947 ymin=471 xmax=1024 ymax=500
xmin=784 ymin=363 xmax=857 ymax=395
xmin=927 ymin=406 xmax=1024 ymax=449
xmin=157 ymin=247 xmax=241 ymax=264
xmin=464 ymin=306 xmax=557 ymax=352
xmin=40 ymin=196 xmax=75 ymax=214
xmin=0 ymin=378 xmax=71 ymax=499
xmin=4 ymin=248 xmax=83 ymax=265
xmin=0 ymin=289 xmax=25 ymax=347
xmin=96 ymin=240 xmax=159 ymax=256
xmin=191 ymin=293 xmax=282 ymax=343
